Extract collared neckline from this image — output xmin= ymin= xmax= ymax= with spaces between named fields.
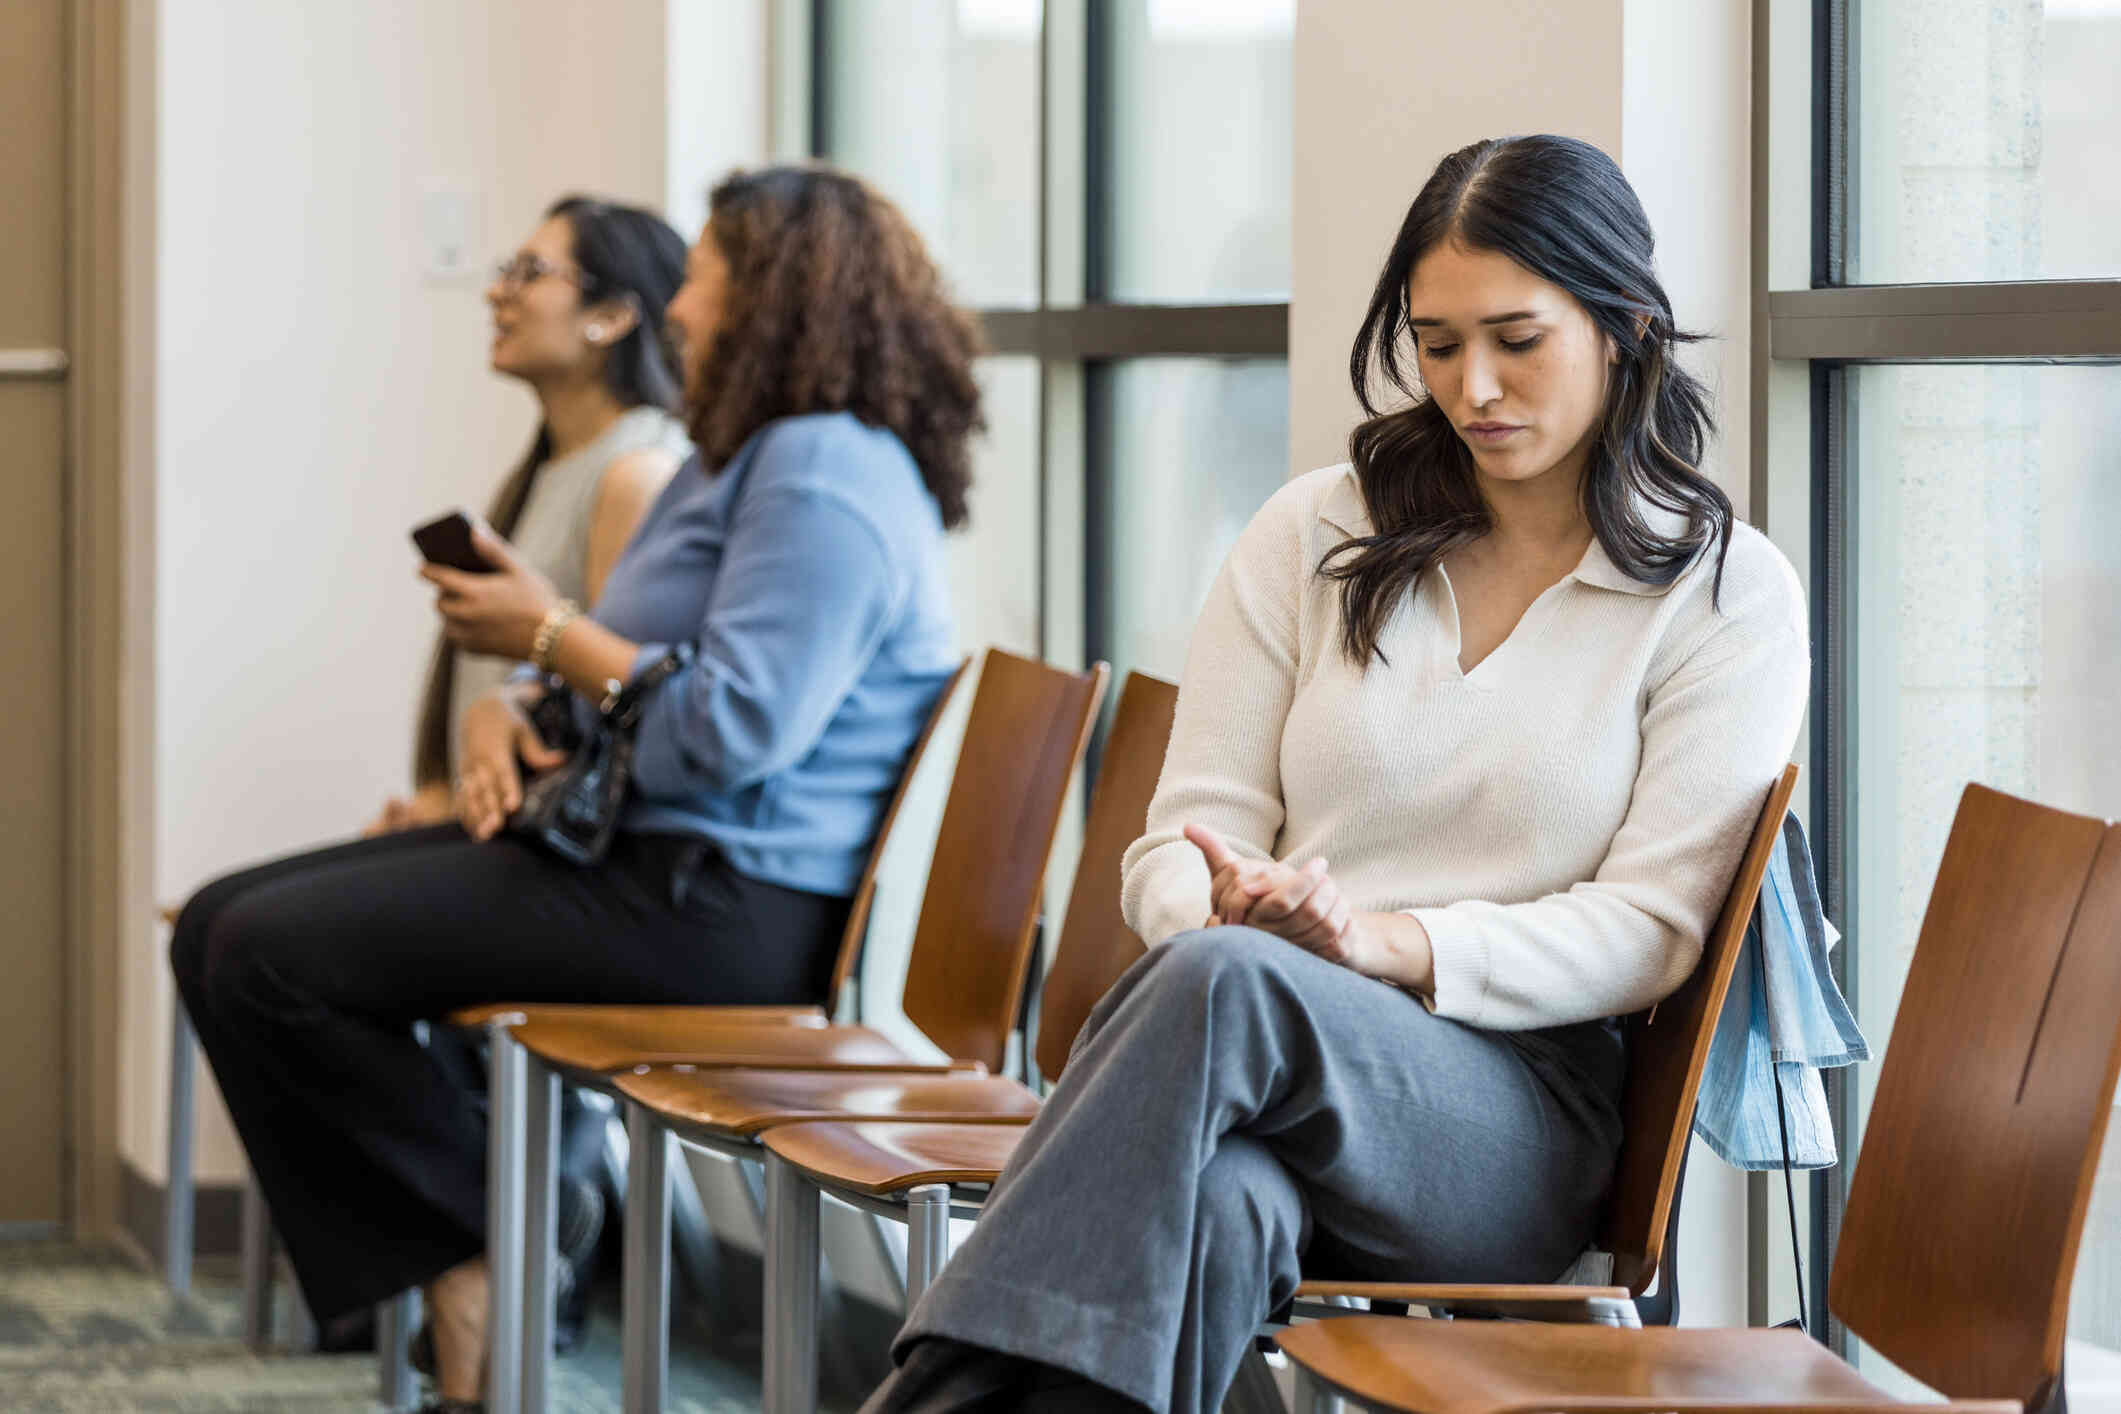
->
xmin=1315 ymin=466 xmax=1697 ymax=598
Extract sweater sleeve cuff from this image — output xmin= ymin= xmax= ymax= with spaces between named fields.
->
xmin=1408 ymin=906 xmax=1489 ymax=1025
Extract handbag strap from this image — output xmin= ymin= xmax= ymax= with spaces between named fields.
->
xmin=600 ymin=647 xmax=691 ymax=730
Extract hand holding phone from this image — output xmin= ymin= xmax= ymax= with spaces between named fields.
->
xmin=411 ymin=509 xmax=497 ymax=574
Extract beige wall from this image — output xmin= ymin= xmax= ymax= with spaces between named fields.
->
xmin=1289 ymin=0 xmax=1624 ymax=478
xmin=1291 ymin=0 xmax=1757 ymax=1325
xmin=123 ymin=0 xmax=768 ymax=1186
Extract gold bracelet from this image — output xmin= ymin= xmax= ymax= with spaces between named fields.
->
xmin=531 ymin=600 xmax=582 ymax=672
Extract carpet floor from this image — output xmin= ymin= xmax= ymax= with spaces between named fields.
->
xmin=0 ymin=1240 xmax=775 ymax=1412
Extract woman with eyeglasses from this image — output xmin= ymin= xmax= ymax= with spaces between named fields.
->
xmin=368 ymin=195 xmax=692 ymax=835
xmin=170 ymin=165 xmax=979 ymax=1412
xmin=349 ymin=195 xmax=693 ymax=1361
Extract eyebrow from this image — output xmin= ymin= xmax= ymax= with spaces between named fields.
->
xmin=1406 ymin=310 xmax=1542 ymax=328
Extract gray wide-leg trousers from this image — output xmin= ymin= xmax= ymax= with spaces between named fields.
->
xmin=888 ymin=927 xmax=1626 ymax=1414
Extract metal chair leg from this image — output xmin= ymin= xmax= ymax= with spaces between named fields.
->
xmin=904 ymin=1183 xmax=950 ymax=1306
xmin=763 ymin=1151 xmax=821 ymax=1414
xmin=377 ymin=1289 xmax=421 ymax=1409
xmin=486 ymin=1022 xmax=528 ymax=1414
xmin=165 ymin=998 xmax=196 ymax=1296
xmin=521 ymin=1053 xmax=560 ymax=1414
xmin=621 ymin=1101 xmax=672 ymax=1414
xmin=238 ymin=1178 xmax=272 ymax=1351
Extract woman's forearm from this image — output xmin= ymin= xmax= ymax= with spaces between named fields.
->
xmin=544 ymin=616 xmax=647 ymax=702
xmin=1348 ymin=910 xmax=1437 ymax=996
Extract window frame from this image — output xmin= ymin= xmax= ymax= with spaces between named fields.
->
xmin=1752 ymin=0 xmax=2121 ymax=1354
xmin=792 ymin=0 xmax=1292 ymax=672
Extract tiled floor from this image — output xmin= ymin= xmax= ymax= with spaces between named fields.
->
xmin=0 ymin=1239 xmax=807 ymax=1412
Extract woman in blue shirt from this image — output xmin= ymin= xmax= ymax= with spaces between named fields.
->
xmin=168 ymin=166 xmax=980 ymax=1410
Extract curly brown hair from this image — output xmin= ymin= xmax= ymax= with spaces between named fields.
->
xmin=689 ymin=166 xmax=984 ymax=528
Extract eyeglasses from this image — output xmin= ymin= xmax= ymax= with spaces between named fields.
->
xmin=491 ymin=253 xmax=597 ymax=293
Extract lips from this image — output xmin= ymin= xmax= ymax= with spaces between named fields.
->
xmin=1462 ymin=423 xmax=1524 ymax=443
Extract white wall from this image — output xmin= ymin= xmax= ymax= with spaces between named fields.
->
xmin=1292 ymin=0 xmax=1758 ymax=1326
xmin=125 ymin=0 xmax=768 ymax=1186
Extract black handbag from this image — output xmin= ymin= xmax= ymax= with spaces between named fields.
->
xmin=509 ymin=646 xmax=690 ymax=865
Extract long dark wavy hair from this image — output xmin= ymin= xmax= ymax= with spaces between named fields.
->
xmin=413 ymin=195 xmax=688 ymax=787
xmin=689 ymin=165 xmax=983 ymax=529
xmin=1326 ymin=135 xmax=1732 ymax=667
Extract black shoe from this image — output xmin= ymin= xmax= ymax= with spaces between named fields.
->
xmin=411 ymin=1400 xmax=483 ymax=1414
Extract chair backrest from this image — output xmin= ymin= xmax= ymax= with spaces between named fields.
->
xmin=898 ymin=649 xmax=1110 ymax=1073
xmin=823 ymin=659 xmax=969 ymax=1013
xmin=1034 ymin=672 xmax=1180 ymax=1081
xmin=1830 ymin=785 xmax=2121 ymax=1406
xmin=1604 ymin=764 xmax=1800 ymax=1293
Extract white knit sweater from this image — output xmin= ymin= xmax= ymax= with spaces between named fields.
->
xmin=1120 ymin=465 xmax=1809 ymax=1031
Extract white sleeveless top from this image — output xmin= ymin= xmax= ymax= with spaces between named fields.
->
xmin=447 ymin=405 xmax=690 ymax=766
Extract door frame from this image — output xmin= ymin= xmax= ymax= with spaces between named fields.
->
xmin=62 ymin=0 xmax=153 ymax=1245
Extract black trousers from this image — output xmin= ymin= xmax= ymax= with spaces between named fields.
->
xmin=169 ymin=824 xmax=848 ymax=1320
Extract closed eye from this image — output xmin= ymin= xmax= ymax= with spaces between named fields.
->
xmin=1500 ymin=334 xmax=1542 ymax=352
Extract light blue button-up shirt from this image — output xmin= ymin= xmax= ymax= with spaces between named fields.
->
xmin=570 ymin=411 xmax=957 ymax=897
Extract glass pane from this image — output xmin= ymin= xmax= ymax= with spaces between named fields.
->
xmin=819 ymin=0 xmax=1041 ymax=307
xmin=1099 ymin=0 xmax=1293 ymax=301
xmin=1851 ymin=0 xmax=2121 ymax=283
xmin=954 ymin=356 xmax=1042 ymax=658
xmin=1844 ymin=364 xmax=2121 ymax=1393
xmin=1094 ymin=358 xmax=1290 ymax=686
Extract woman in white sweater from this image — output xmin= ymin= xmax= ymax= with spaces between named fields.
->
xmin=864 ymin=135 xmax=1809 ymax=1414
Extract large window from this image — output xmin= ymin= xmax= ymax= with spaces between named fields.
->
xmin=805 ymin=0 xmax=1293 ymax=691
xmin=1762 ymin=0 xmax=2121 ymax=1384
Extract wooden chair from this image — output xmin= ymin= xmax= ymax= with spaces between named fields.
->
xmin=732 ymin=670 xmax=1176 ymax=1414
xmin=762 ymin=764 xmax=1799 ymax=1414
xmin=483 ymin=649 xmax=1104 ymax=1414
xmin=1278 ymin=782 xmax=2121 ymax=1414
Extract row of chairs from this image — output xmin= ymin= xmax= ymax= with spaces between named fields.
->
xmin=449 ymin=645 xmax=1808 ymax=1414
xmin=175 ymin=646 xmax=2118 ymax=1414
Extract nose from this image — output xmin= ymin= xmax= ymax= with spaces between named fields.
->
xmin=1462 ymin=346 xmax=1503 ymax=410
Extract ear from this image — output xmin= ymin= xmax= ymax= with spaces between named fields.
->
xmin=582 ymin=293 xmax=642 ymax=348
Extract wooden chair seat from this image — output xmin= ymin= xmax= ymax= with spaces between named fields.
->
xmin=443 ymin=1001 xmax=827 ymax=1030
xmin=507 ymin=1012 xmax=965 ymax=1077
xmin=1273 ymin=1318 xmax=2007 ymax=1414
xmin=762 ymin=1118 xmax=1030 ymax=1196
xmin=613 ymin=1066 xmax=1040 ymax=1139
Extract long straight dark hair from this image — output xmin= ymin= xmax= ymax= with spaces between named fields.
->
xmin=1325 ymin=135 xmax=1731 ymax=666
xmin=411 ymin=195 xmax=688 ymax=786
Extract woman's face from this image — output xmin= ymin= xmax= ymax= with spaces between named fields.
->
xmin=485 ymin=216 xmax=607 ymax=383
xmin=1405 ymin=240 xmax=1614 ymax=492
xmin=663 ymin=227 xmax=731 ymax=403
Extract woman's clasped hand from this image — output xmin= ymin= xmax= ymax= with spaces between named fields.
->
xmin=452 ymin=691 xmax=567 ymax=841
xmin=1187 ymin=823 xmax=1348 ymax=947
xmin=1184 ymin=822 xmax=1434 ymax=988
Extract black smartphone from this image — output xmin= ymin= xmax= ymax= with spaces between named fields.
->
xmin=411 ymin=509 xmax=495 ymax=573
